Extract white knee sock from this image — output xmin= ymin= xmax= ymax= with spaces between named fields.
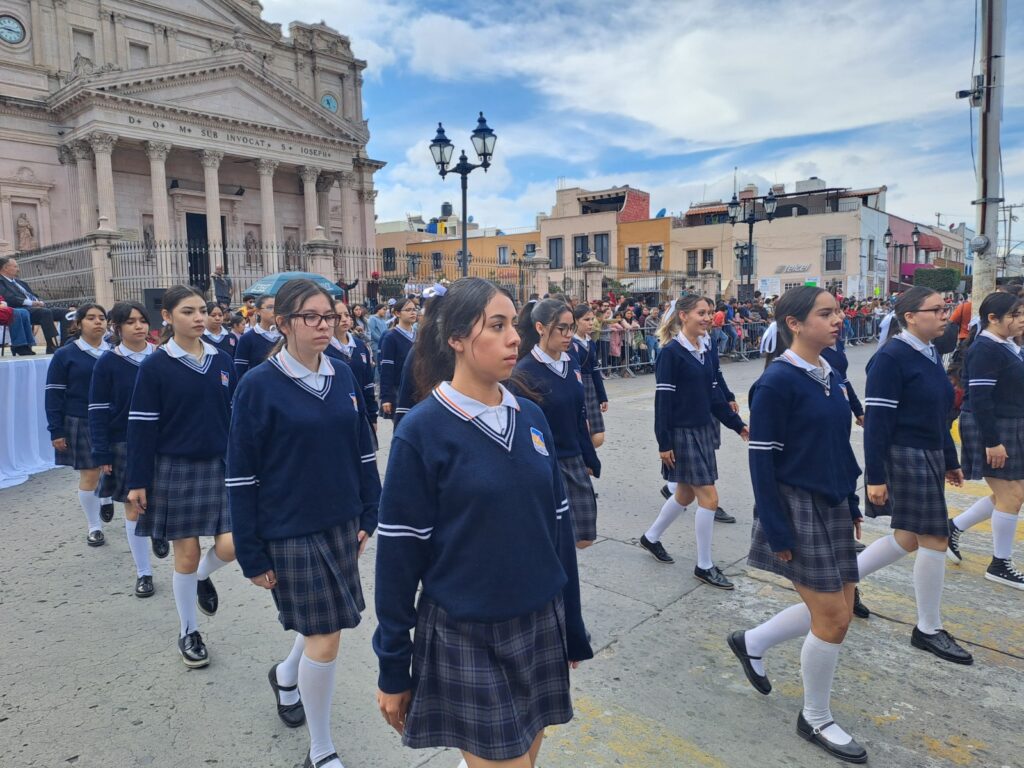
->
xmin=695 ymin=505 xmax=715 ymax=569
xmin=801 ymin=632 xmax=852 ymax=745
xmin=124 ymin=518 xmax=152 ymax=577
xmin=645 ymin=497 xmax=688 ymax=542
xmin=992 ymin=510 xmax=1019 ymax=560
xmin=857 ymin=534 xmax=909 ymax=579
xmin=277 ymin=634 xmax=306 ymax=707
xmin=914 ymin=548 xmax=946 ymax=634
xmin=299 ymin=654 xmax=338 ymax=765
xmin=172 ymin=571 xmax=199 ymax=637
xmin=666 ymin=481 xmax=678 ymax=494
xmin=953 ymin=495 xmax=994 ymax=531
xmin=197 ymin=548 xmax=230 ymax=580
xmin=79 ymin=490 xmax=102 ymax=532
xmin=744 ymin=603 xmax=810 ymax=676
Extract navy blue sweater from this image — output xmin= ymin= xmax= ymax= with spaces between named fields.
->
xmin=126 ymin=346 xmax=236 ymax=489
xmin=88 ymin=348 xmax=146 ymax=464
xmin=962 ymin=336 xmax=1024 ymax=447
xmin=227 ymin=357 xmax=381 ymax=578
xmin=372 ymin=391 xmax=593 ymax=694
xmin=570 ymin=337 xmax=608 ymax=404
xmin=324 ymin=335 xmax=379 ymax=424
xmin=392 ymin=347 xmax=416 ymax=428
xmin=864 ymin=338 xmax=958 ymax=485
xmin=45 ymin=344 xmax=104 ymax=439
xmin=749 ymin=360 xmax=862 ymax=552
xmin=378 ymin=328 xmax=414 ymax=410
xmin=512 ymin=352 xmax=601 ymax=476
xmin=203 ymin=330 xmax=237 ymax=359
xmin=654 ymin=338 xmax=745 ymax=452
xmin=706 ymin=335 xmax=736 ymax=403
xmin=821 ymin=339 xmax=864 ymax=419
xmin=234 ymin=329 xmax=277 ymax=378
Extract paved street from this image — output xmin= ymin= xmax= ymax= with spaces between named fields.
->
xmin=2 ymin=343 xmax=1022 ymax=768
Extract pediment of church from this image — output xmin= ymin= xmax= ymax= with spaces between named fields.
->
xmin=140 ymin=0 xmax=281 ymax=41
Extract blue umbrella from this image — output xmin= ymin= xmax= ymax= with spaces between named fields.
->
xmin=243 ymin=271 xmax=342 ymax=298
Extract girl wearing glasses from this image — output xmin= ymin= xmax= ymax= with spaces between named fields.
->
xmin=639 ymin=296 xmax=747 ymax=588
xmin=571 ymin=304 xmax=609 ymax=449
xmin=949 ymin=291 xmax=1024 ymax=590
xmin=380 ymin=298 xmax=417 ymax=420
xmin=514 ymin=299 xmax=602 ymax=548
xmin=374 ymin=279 xmax=591 ymax=766
xmin=126 ymin=286 xmax=237 ymax=668
xmin=228 ymin=279 xmax=380 ymax=768
xmin=325 ymin=299 xmax=378 ymax=432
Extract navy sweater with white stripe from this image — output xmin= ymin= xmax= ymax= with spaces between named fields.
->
xmin=392 ymin=347 xmax=416 ymax=427
xmin=88 ymin=349 xmax=143 ymax=465
xmin=325 ymin=335 xmax=379 ymax=424
xmin=227 ymin=358 xmax=381 ymax=579
xmin=570 ymin=337 xmax=608 ymax=404
xmin=203 ymin=330 xmax=237 ymax=359
xmin=708 ymin=335 xmax=736 ymax=403
xmin=863 ymin=338 xmax=959 ymax=485
xmin=512 ymin=354 xmax=601 ymax=476
xmin=749 ymin=361 xmax=862 ymax=552
xmin=962 ymin=336 xmax=1024 ymax=448
xmin=233 ymin=329 xmax=276 ymax=378
xmin=372 ymin=392 xmax=593 ymax=694
xmin=821 ymin=338 xmax=864 ymax=419
xmin=126 ymin=347 xmax=236 ymax=489
xmin=654 ymin=338 xmax=745 ymax=452
xmin=378 ymin=328 xmax=414 ymax=409
xmin=45 ymin=344 xmax=101 ymax=439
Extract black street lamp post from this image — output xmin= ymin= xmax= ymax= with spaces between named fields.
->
xmin=884 ymin=225 xmax=921 ymax=289
xmin=429 ymin=113 xmax=497 ymax=278
xmin=728 ymin=190 xmax=777 ymax=301
xmin=648 ymin=244 xmax=663 ymax=302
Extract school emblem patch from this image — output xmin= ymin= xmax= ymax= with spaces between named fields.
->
xmin=220 ymin=371 xmax=230 ymax=387
xmin=350 ymin=392 xmax=359 ymax=411
xmin=530 ymin=427 xmax=549 ymax=456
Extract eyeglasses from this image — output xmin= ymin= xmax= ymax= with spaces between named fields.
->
xmin=553 ymin=323 xmax=577 ymax=336
xmin=289 ymin=312 xmax=342 ymax=328
xmin=914 ymin=307 xmax=952 ymax=317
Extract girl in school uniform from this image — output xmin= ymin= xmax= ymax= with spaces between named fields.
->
xmin=948 ymin=291 xmax=1024 ymax=589
xmin=46 ymin=303 xmax=110 ymax=546
xmin=514 ymin=298 xmax=602 ymax=548
xmin=126 ymin=285 xmax=237 ymax=668
xmin=89 ymin=301 xmax=161 ymax=597
xmin=203 ymin=302 xmax=237 ymax=358
xmin=228 ymin=279 xmax=381 ymax=768
xmin=373 ymin=277 xmax=592 ymax=767
xmin=572 ymin=304 xmax=609 ymax=449
xmin=234 ymin=294 xmax=279 ymax=378
xmin=379 ymin=297 xmax=417 ymax=420
xmin=727 ymin=287 xmax=868 ymax=764
xmin=638 ymin=296 xmax=747 ymax=588
xmin=820 ymin=336 xmax=865 ymax=428
xmin=392 ymin=285 xmax=448 ymax=428
xmin=324 ymin=298 xmax=379 ymax=431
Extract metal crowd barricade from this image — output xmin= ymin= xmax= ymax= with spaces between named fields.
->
xmin=591 ymin=324 xmax=657 ymax=377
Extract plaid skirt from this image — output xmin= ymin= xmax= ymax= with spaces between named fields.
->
xmin=403 ymin=595 xmax=573 ymax=761
xmin=266 ymin=517 xmax=365 ymax=636
xmin=748 ymin=483 xmax=859 ymax=592
xmin=583 ymin=377 xmax=605 ymax=434
xmin=960 ymin=411 xmax=1024 ymax=481
xmin=134 ymin=455 xmax=230 ymax=541
xmin=865 ymin=445 xmax=949 ymax=537
xmin=661 ymin=423 xmax=718 ymax=486
xmin=558 ymin=455 xmax=598 ymax=542
xmin=55 ymin=415 xmax=99 ymax=470
xmin=97 ymin=441 xmax=129 ymax=503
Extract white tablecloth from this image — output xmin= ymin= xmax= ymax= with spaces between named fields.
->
xmin=0 ymin=356 xmax=57 ymax=489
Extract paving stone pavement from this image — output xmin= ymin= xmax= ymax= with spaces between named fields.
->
xmin=1 ymin=343 xmax=1022 ymax=767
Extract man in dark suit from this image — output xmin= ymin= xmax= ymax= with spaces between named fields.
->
xmin=0 ymin=256 xmax=58 ymax=353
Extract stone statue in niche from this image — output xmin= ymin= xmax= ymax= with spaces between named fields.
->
xmin=143 ymin=224 xmax=156 ymax=259
xmin=244 ymin=229 xmax=259 ymax=265
xmin=16 ymin=213 xmax=37 ymax=251
xmin=284 ymin=235 xmax=299 ymax=271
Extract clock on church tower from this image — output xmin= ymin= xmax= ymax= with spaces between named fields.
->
xmin=0 ymin=14 xmax=26 ymax=45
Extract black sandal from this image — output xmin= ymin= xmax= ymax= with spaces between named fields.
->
xmin=727 ymin=630 xmax=772 ymax=695
xmin=268 ymin=664 xmax=305 ymax=728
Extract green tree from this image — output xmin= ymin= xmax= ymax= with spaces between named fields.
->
xmin=912 ymin=268 xmax=960 ymax=292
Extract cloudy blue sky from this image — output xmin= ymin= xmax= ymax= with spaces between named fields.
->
xmin=262 ymin=0 xmax=1024 ymax=237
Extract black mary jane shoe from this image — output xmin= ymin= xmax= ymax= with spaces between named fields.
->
xmin=87 ymin=530 xmax=105 ymax=547
xmin=134 ymin=575 xmax=155 ymax=598
xmin=196 ymin=576 xmax=219 ymax=616
xmin=694 ymin=564 xmax=734 ymax=590
xmin=660 ymin=484 xmax=671 ymax=500
xmin=304 ymin=751 xmax=342 ymax=768
xmin=911 ymin=626 xmax=974 ymax=665
xmin=151 ymin=537 xmax=170 ymax=559
xmin=727 ymin=631 xmax=771 ymax=695
xmin=639 ymin=534 xmax=674 ymax=564
xmin=852 ymin=587 xmax=870 ymax=619
xmin=714 ymin=506 xmax=736 ymax=524
xmin=178 ymin=630 xmax=209 ymax=668
xmin=796 ymin=712 xmax=868 ymax=764
xmin=100 ymin=501 xmax=115 ymax=523
xmin=268 ymin=664 xmax=306 ymax=728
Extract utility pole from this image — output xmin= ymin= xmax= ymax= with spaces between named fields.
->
xmin=965 ymin=0 xmax=1007 ymax=315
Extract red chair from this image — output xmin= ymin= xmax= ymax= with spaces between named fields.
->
xmin=0 ymin=302 xmax=12 ymax=356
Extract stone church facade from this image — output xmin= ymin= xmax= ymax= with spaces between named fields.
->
xmin=0 ymin=0 xmax=383 ymax=305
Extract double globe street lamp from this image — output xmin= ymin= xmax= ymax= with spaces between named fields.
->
xmin=728 ymin=190 xmax=777 ymax=301
xmin=884 ymin=224 xmax=920 ymax=288
xmin=429 ymin=113 xmax=497 ymax=277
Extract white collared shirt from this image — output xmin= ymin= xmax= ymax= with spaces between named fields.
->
xmin=330 ymin=334 xmax=356 ymax=357
xmin=118 ymin=342 xmax=154 ymax=363
xmin=205 ymin=328 xmax=228 ymax=342
xmin=74 ymin=337 xmax=110 ymax=358
xmin=532 ymin=344 xmax=570 ymax=375
xmin=675 ymin=331 xmax=707 ymax=362
xmin=165 ymin=337 xmax=217 ymax=362
xmin=395 ymin=325 xmax=416 ymax=343
xmin=895 ymin=330 xmax=936 ymax=362
xmin=438 ymin=380 xmax=519 ymax=433
xmin=573 ymin=334 xmax=590 ymax=349
xmin=253 ymin=323 xmax=282 ymax=342
xmin=276 ymin=347 xmax=335 ymax=391
xmin=980 ymin=329 xmax=1022 ymax=357
xmin=780 ymin=348 xmax=834 ymax=376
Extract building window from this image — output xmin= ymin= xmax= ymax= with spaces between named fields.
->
xmin=431 ymin=251 xmax=442 ymax=271
xmin=129 ymin=42 xmax=150 ymax=69
xmin=702 ymin=248 xmax=714 ymax=269
xmin=498 ymin=245 xmax=509 ymax=265
xmin=382 ymin=247 xmax=397 ymax=272
xmin=867 ymin=238 xmax=875 ymax=271
xmin=686 ymin=250 xmax=698 ymax=277
xmin=824 ymin=238 xmax=843 ymax=272
xmin=573 ymin=235 xmax=589 ymax=265
xmin=525 ymin=243 xmax=536 ymax=256
xmin=783 ymin=281 xmax=805 ymax=293
xmin=627 ymin=247 xmax=640 ymax=273
xmin=548 ymin=237 xmax=563 ymax=269
xmin=648 ymin=245 xmax=663 ymax=271
xmin=594 ymin=233 xmax=609 ymax=264
xmin=72 ymin=29 xmax=95 ymax=60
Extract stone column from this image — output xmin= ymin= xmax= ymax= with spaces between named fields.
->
xmin=112 ymin=12 xmax=127 ymax=66
xmin=582 ymin=254 xmax=605 ymax=303
xmin=70 ymin=143 xmax=94 ymax=233
xmin=84 ymin=229 xmax=121 ymax=309
xmin=166 ymin=27 xmax=178 ymax=63
xmin=528 ymin=254 xmax=551 ymax=298
xmin=336 ymin=171 xmax=357 ymax=249
xmin=256 ymin=159 xmax=279 ymax=271
xmin=54 ymin=0 xmax=71 ymax=72
xmin=30 ymin=0 xmax=44 ymax=67
xmin=316 ymin=172 xmax=335 ymax=240
xmin=144 ymin=142 xmax=172 ymax=242
xmin=199 ymin=150 xmax=224 ymax=249
xmin=88 ymin=132 xmax=117 ymax=231
xmin=357 ymin=187 xmax=377 ymax=249
xmin=298 ymin=165 xmax=323 ymax=242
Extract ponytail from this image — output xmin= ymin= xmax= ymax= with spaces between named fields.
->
xmin=515 ymin=298 xmax=569 ymax=361
xmin=656 ymin=295 xmax=709 ymax=347
xmin=761 ymin=286 xmax=826 ymax=367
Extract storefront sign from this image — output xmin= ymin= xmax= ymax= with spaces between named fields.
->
xmin=774 ymin=263 xmax=812 ymax=274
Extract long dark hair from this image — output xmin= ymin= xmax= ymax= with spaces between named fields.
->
xmin=763 ymin=286 xmax=827 ymax=366
xmin=978 ymin=291 xmax=1024 ymax=330
xmin=515 ymin=298 xmax=570 ymax=361
xmin=65 ymin=302 xmax=106 ymax=343
xmin=271 ymin=278 xmax=337 ymax=356
xmin=887 ymin=285 xmax=938 ymax=340
xmin=573 ymin=304 xmax=594 ymax=322
xmin=107 ymin=301 xmax=149 ymax=346
xmin=159 ymin=285 xmax=205 ymax=344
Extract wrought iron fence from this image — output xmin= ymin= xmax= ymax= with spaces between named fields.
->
xmin=11 ymin=239 xmax=95 ymax=310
